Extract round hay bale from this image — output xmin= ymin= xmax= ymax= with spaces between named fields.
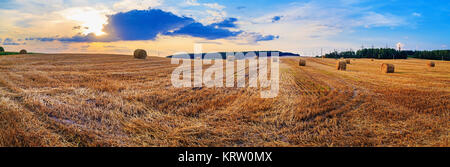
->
xmin=134 ymin=49 xmax=147 ymax=59
xmin=336 ymin=61 xmax=347 ymax=71
xmin=381 ymin=63 xmax=395 ymax=73
xmin=0 ymin=46 xmax=4 ymax=52
xmin=299 ymin=59 xmax=306 ymax=66
xmin=346 ymin=59 xmax=351 ymax=64
xmin=427 ymin=61 xmax=435 ymax=67
xmin=19 ymin=49 xmax=27 ymax=54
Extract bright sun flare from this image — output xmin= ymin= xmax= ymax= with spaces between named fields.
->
xmin=62 ymin=8 xmax=109 ymax=36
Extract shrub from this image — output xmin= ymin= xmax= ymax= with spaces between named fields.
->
xmin=19 ymin=49 xmax=27 ymax=54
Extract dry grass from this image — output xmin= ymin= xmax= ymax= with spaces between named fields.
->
xmin=0 ymin=54 xmax=448 ymax=147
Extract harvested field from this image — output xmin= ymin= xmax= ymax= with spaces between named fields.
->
xmin=0 ymin=54 xmax=449 ymax=147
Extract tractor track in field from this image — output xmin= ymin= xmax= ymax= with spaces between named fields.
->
xmin=0 ymin=72 xmax=108 ymax=146
xmin=285 ymin=58 xmax=366 ymax=122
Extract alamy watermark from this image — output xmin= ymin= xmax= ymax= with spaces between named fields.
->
xmin=171 ymin=44 xmax=279 ymax=98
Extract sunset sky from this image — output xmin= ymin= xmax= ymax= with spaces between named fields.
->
xmin=1 ymin=0 xmax=449 ymax=56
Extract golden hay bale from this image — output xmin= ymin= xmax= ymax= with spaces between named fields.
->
xmin=336 ymin=61 xmax=346 ymax=71
xmin=346 ymin=59 xmax=351 ymax=64
xmin=299 ymin=59 xmax=306 ymax=66
xmin=19 ymin=49 xmax=27 ymax=54
xmin=427 ymin=61 xmax=435 ymax=67
xmin=133 ymin=49 xmax=147 ymax=59
xmin=381 ymin=63 xmax=395 ymax=73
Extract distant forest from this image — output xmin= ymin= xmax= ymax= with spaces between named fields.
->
xmin=322 ymin=48 xmax=450 ymax=60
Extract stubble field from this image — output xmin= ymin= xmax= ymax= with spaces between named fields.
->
xmin=0 ymin=54 xmax=448 ymax=147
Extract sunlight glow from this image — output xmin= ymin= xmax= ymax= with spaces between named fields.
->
xmin=61 ymin=8 xmax=109 ymax=36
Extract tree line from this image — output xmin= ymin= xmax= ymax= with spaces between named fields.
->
xmin=323 ymin=48 xmax=450 ymax=60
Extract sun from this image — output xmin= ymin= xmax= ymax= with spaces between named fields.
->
xmin=61 ymin=7 xmax=109 ymax=36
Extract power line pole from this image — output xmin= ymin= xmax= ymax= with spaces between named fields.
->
xmin=372 ymin=44 xmax=375 ymax=59
xmin=321 ymin=48 xmax=323 ymax=58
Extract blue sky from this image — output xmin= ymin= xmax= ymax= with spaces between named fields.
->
xmin=0 ymin=0 xmax=449 ymax=56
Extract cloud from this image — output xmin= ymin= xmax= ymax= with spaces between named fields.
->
xmin=26 ymin=37 xmax=55 ymax=42
xmin=2 ymin=38 xmax=22 ymax=45
xmin=202 ymin=3 xmax=225 ymax=10
xmin=185 ymin=0 xmax=201 ymax=6
xmin=27 ymin=9 xmax=275 ymax=43
xmin=104 ymin=9 xmax=194 ymax=40
xmin=210 ymin=18 xmax=238 ymax=28
xmin=412 ymin=12 xmax=422 ymax=17
xmin=165 ymin=22 xmax=242 ymax=40
xmin=113 ymin=0 xmax=163 ymax=12
xmin=72 ymin=26 xmax=82 ymax=30
xmin=271 ymin=16 xmax=283 ymax=23
xmin=358 ymin=12 xmax=406 ymax=28
xmin=232 ymin=33 xmax=279 ymax=44
xmin=185 ymin=0 xmax=225 ymax=10
xmin=236 ymin=6 xmax=246 ymax=10
xmin=255 ymin=34 xmax=279 ymax=41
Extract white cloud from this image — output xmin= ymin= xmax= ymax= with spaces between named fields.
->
xmin=185 ymin=0 xmax=200 ymax=6
xmin=203 ymin=3 xmax=225 ymax=10
xmin=184 ymin=0 xmax=225 ymax=10
xmin=357 ymin=12 xmax=406 ymax=28
xmin=412 ymin=12 xmax=422 ymax=17
xmin=113 ymin=0 xmax=163 ymax=12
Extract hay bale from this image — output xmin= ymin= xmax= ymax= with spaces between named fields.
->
xmin=371 ymin=59 xmax=374 ymax=61
xmin=19 ymin=49 xmax=27 ymax=54
xmin=0 ymin=46 xmax=4 ymax=52
xmin=427 ymin=61 xmax=435 ymax=67
xmin=381 ymin=63 xmax=395 ymax=73
xmin=346 ymin=59 xmax=351 ymax=64
xmin=336 ymin=61 xmax=346 ymax=71
xmin=134 ymin=49 xmax=147 ymax=59
xmin=299 ymin=59 xmax=306 ymax=66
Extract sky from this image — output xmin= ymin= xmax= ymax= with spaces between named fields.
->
xmin=0 ymin=0 xmax=449 ymax=56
